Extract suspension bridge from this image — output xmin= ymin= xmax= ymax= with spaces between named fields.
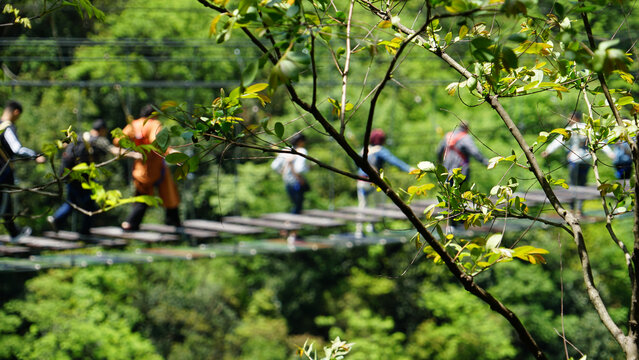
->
xmin=0 ymin=186 xmax=605 ymax=272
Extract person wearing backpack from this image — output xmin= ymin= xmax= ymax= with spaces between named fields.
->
xmin=436 ymin=121 xmax=489 ymax=184
xmin=114 ymin=105 xmax=181 ymax=231
xmin=0 ymin=100 xmax=46 ymax=242
xmin=541 ymin=112 xmax=613 ymax=215
xmin=47 ymin=119 xmax=114 ymax=235
xmin=355 ymin=129 xmax=412 ymax=237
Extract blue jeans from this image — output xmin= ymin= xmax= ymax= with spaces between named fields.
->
xmin=53 ymin=182 xmax=97 ymax=234
xmin=285 ymin=182 xmax=305 ymax=214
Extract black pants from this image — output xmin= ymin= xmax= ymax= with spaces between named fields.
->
xmin=0 ymin=170 xmax=19 ymax=237
xmin=125 ymin=202 xmax=181 ymax=230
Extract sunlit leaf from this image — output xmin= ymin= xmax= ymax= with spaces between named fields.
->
xmin=378 ymin=20 xmax=391 ymax=28
xmin=245 ymin=83 xmax=269 ymax=93
xmin=485 ymin=234 xmax=502 ymax=250
xmin=513 ymin=41 xmax=552 ymax=55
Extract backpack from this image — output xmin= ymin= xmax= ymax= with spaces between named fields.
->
xmin=61 ymin=133 xmax=107 ymax=171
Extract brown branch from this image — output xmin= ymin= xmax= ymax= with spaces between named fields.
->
xmin=485 ymin=93 xmax=627 ymax=349
xmin=207 ymin=134 xmax=366 ymax=181
xmin=581 ymin=6 xmax=638 ymax=354
xmin=196 ymin=1 xmax=547 ymax=357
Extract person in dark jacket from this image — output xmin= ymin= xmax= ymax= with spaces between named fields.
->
xmin=48 ymin=119 xmax=114 ymax=234
xmin=0 ymin=100 xmax=46 ymax=242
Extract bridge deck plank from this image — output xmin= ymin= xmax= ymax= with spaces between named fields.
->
xmin=260 ymin=213 xmax=344 ymax=227
xmin=90 ymin=226 xmax=180 ymax=243
xmin=184 ymin=219 xmax=264 ymax=235
xmin=43 ymin=230 xmax=128 ymax=247
xmin=0 ymin=235 xmax=83 ymax=250
xmin=140 ymin=224 xmax=218 ymax=239
xmin=0 ymin=244 xmax=32 ymax=256
xmin=223 ymin=216 xmax=302 ymax=231
xmin=303 ymin=209 xmax=379 ymax=223
xmin=338 ymin=206 xmax=407 ymax=220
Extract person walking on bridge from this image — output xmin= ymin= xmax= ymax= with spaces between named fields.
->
xmin=271 ymin=133 xmax=310 ymax=243
xmin=356 ymin=129 xmax=412 ymax=237
xmin=0 ymin=100 xmax=46 ymax=242
xmin=541 ymin=111 xmax=615 ymax=215
xmin=271 ymin=133 xmax=310 ymax=215
xmin=48 ymin=119 xmax=115 ymax=235
xmin=436 ymin=121 xmax=488 ymax=184
xmin=114 ymin=105 xmax=181 ymax=231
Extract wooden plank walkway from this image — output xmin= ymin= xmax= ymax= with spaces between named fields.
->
xmin=0 ymin=185 xmax=614 ymax=272
xmin=139 ymin=224 xmax=218 ymax=240
xmin=183 ymin=219 xmax=264 ymax=235
xmin=222 ymin=216 xmax=302 ymax=231
xmin=0 ymin=244 xmax=32 ymax=257
xmin=43 ymin=231 xmax=128 ymax=247
xmin=338 ymin=206 xmax=407 ymax=220
xmin=90 ymin=226 xmax=180 ymax=243
xmin=0 ymin=235 xmax=82 ymax=250
xmin=260 ymin=213 xmax=344 ymax=227
xmin=303 ymin=209 xmax=380 ymax=223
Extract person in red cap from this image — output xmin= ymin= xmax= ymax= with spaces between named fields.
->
xmin=356 ymin=128 xmax=412 ymax=237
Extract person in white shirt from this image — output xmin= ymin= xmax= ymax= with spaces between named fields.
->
xmin=0 ymin=100 xmax=45 ymax=242
xmin=271 ymin=133 xmax=309 ymax=215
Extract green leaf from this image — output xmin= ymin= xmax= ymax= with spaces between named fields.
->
xmin=444 ymin=32 xmax=452 ymax=45
xmin=242 ymin=62 xmax=259 ymax=87
xmin=598 ymin=39 xmax=619 ymax=51
xmin=188 ymin=156 xmax=200 ymax=173
xmin=154 ymin=127 xmax=170 ymax=152
xmin=459 ymin=25 xmax=468 ymax=39
xmin=501 ymin=47 xmax=518 ymax=71
xmin=507 ymin=33 xmax=527 ymax=43
xmin=245 ymin=83 xmax=269 ymax=93
xmin=550 ymin=128 xmax=570 ymax=139
xmin=228 ymin=87 xmax=241 ymax=103
xmin=320 ymin=26 xmax=332 ymax=41
xmin=274 ymin=122 xmax=284 ymax=139
xmin=165 ymin=152 xmax=189 ymax=164
xmin=617 ymin=96 xmax=635 ymax=106
xmin=471 ymin=37 xmax=495 ymax=62
xmin=287 ymin=3 xmax=300 ymax=17
xmin=445 ymin=0 xmax=471 ymax=13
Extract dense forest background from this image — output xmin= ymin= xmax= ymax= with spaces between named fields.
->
xmin=0 ymin=0 xmax=637 ymax=358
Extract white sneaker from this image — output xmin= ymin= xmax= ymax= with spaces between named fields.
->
xmin=10 ymin=226 xmax=32 ymax=243
xmin=47 ymin=216 xmax=58 ymax=232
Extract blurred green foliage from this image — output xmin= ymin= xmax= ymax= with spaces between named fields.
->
xmin=0 ymin=218 xmax=634 ymax=358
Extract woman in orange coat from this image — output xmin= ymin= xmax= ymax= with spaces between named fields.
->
xmin=114 ymin=104 xmax=180 ymax=231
